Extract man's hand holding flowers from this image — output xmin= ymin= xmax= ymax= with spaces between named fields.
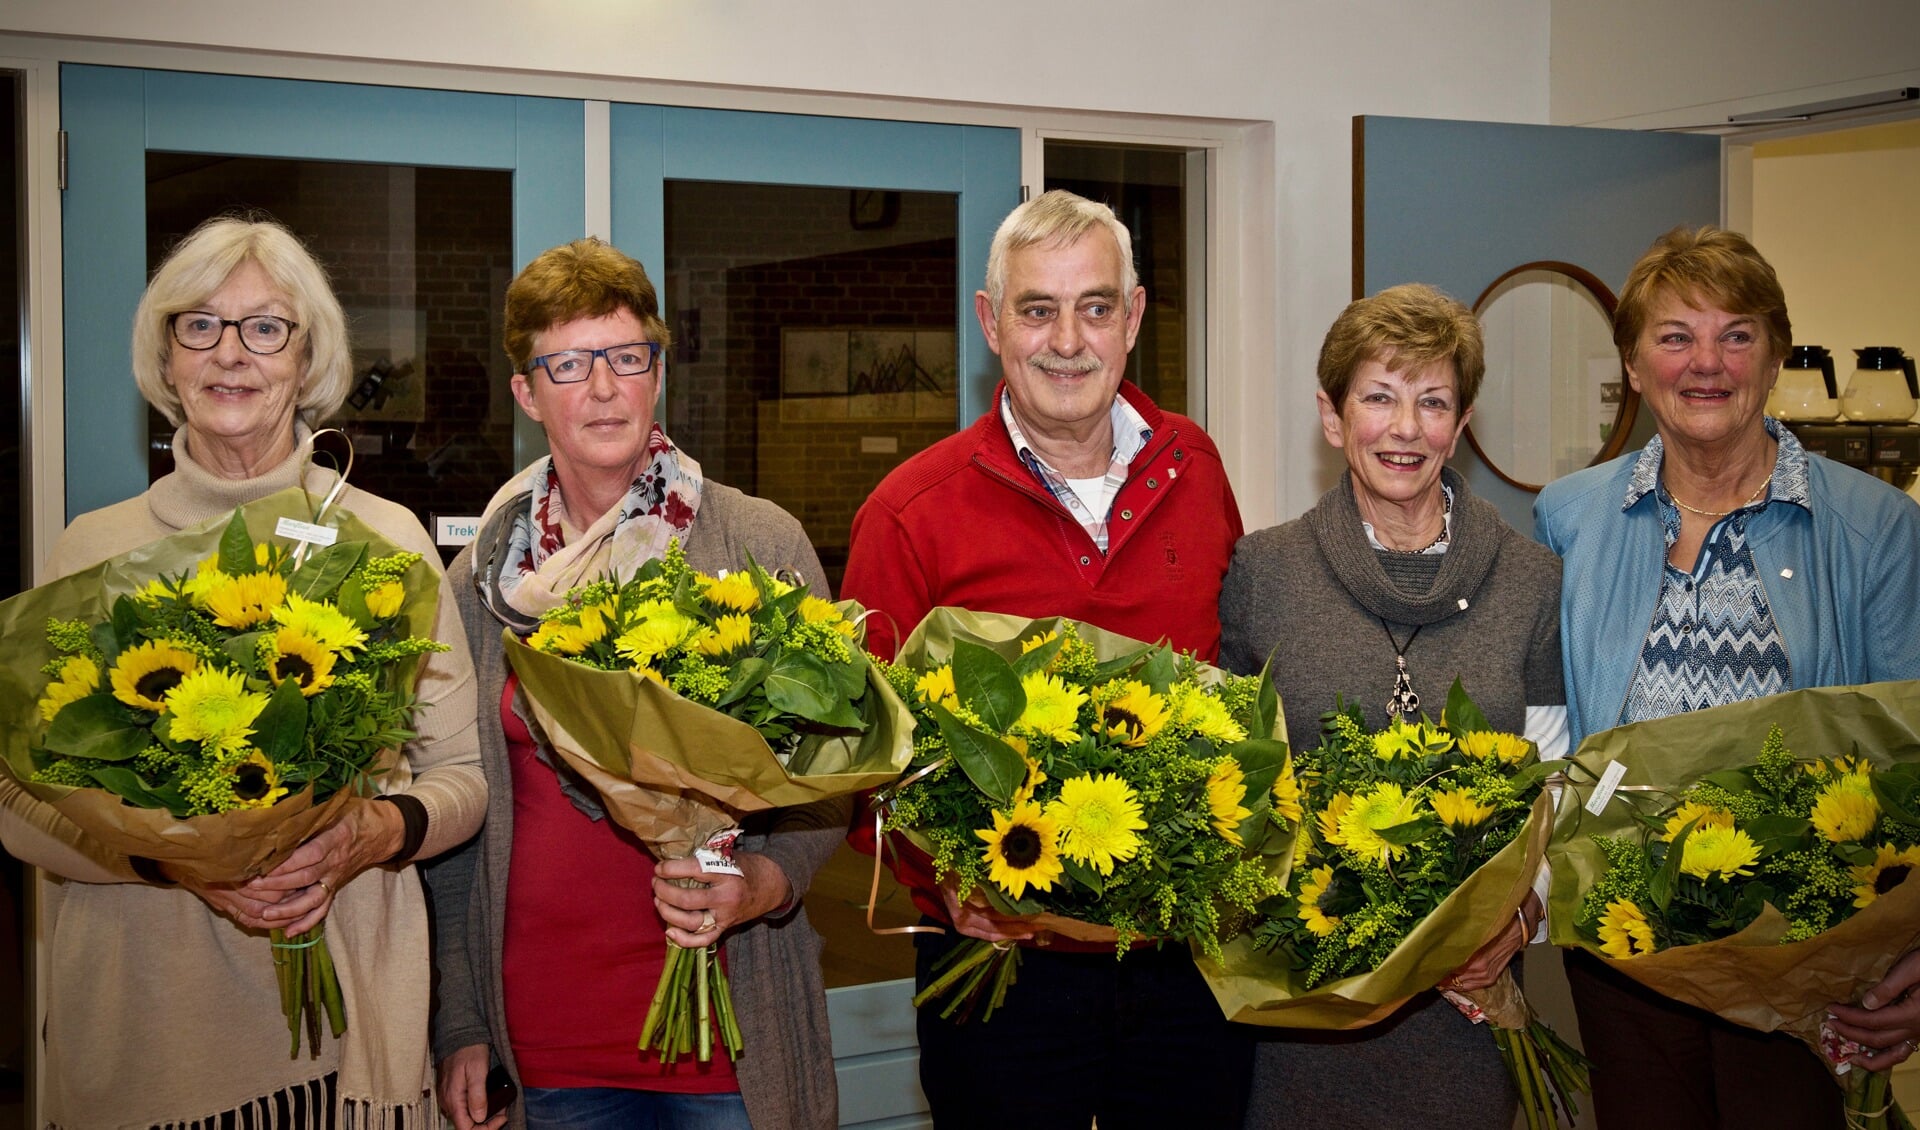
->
xmin=1442 ymin=891 xmax=1543 ymax=993
xmin=652 ymin=853 xmax=794 ymax=949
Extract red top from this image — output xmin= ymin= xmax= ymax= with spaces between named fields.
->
xmin=500 ymin=675 xmax=737 ymax=1091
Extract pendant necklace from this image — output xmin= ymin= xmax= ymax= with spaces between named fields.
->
xmin=1381 ymin=618 xmax=1424 ymax=719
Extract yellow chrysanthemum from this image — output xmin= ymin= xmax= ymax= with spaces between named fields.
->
xmin=1317 ymin=791 xmax=1356 ymax=847
xmin=268 ymin=627 xmax=338 ymax=697
xmin=200 ymin=569 xmax=288 ymax=630
xmin=1207 ymin=759 xmax=1252 ymax=846
xmin=1851 ymin=844 xmax=1920 ymax=908
xmin=1170 ymin=685 xmax=1248 ymax=744
xmin=1679 ymin=825 xmax=1761 ymax=881
xmin=1458 ymin=730 xmax=1531 ymax=765
xmin=109 ymin=640 xmax=201 ymax=712
xmin=976 ymin=800 xmax=1064 ymax=900
xmin=693 ymin=613 xmax=755 ymax=661
xmin=1097 ymin=680 xmax=1170 ymax=747
xmin=1660 ymin=800 xmax=1735 ymax=842
xmin=164 ymin=666 xmax=269 ymax=745
xmin=273 ymin=594 xmax=367 ymax=654
xmin=701 ymin=572 xmax=761 ymax=614
xmin=1013 ymin=671 xmax=1086 ymax=744
xmin=796 ymin=595 xmax=854 ymax=637
xmin=1431 ymin=788 xmax=1497 ymax=829
xmin=915 ymin=665 xmax=959 ymax=711
xmin=1337 ymin=783 xmax=1422 ymax=864
xmin=1297 ymin=865 xmax=1342 ymax=937
xmin=529 ymin=603 xmax=612 ymax=656
xmin=612 ymin=600 xmax=701 ymax=666
xmin=1048 ymin=773 xmax=1147 ymax=875
xmin=1270 ymin=754 xmax=1304 ymax=826
xmin=228 ymin=749 xmax=289 ymax=810
xmin=1597 ymin=899 xmax=1658 ymax=959
xmin=37 ymin=655 xmax=102 ymax=722
xmin=130 ymin=577 xmax=175 ymax=604
xmin=1810 ymin=772 xmax=1880 ymax=844
xmin=1373 ymin=718 xmax=1454 ymax=760
xmin=364 ymin=580 xmax=405 ymax=620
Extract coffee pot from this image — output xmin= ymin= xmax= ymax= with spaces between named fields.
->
xmin=1842 ymin=346 xmax=1919 ymax=423
xmin=1766 ymin=345 xmax=1840 ymax=422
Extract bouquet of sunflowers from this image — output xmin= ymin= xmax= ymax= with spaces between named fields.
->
xmin=503 ymin=540 xmax=913 ymax=1063
xmin=0 ymin=486 xmax=447 ymax=1058
xmin=1548 ymin=681 xmax=1920 ymax=1130
xmin=871 ymin=608 xmax=1291 ymax=1022
xmin=1204 ymin=683 xmax=1587 ymax=1130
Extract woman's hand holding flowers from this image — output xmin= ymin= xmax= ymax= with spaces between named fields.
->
xmin=1442 ymin=892 xmax=1542 ymax=993
xmin=652 ymin=853 xmax=792 ymax=948
xmin=936 ymin=880 xmax=1038 ymax=945
xmin=1827 ymin=949 xmax=1920 ymax=1069
xmin=240 ymin=796 xmax=407 ymax=936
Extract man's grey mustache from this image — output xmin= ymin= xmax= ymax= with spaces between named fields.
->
xmin=1028 ymin=353 xmax=1101 ymax=374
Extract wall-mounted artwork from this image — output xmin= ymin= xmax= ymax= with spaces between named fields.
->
xmin=780 ymin=327 xmax=956 ymax=422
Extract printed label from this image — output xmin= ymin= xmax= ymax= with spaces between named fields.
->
xmin=694 ymin=827 xmax=745 ymax=876
xmin=1584 ymin=760 xmax=1629 ymax=816
xmin=274 ymin=516 xmax=339 ymax=547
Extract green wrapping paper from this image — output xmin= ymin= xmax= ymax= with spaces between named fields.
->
xmin=1546 ymin=680 xmax=1920 ymax=1046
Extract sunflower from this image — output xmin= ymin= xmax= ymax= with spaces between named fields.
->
xmin=164 ymin=665 xmax=269 ymax=745
xmin=1597 ymin=899 xmax=1658 ymax=958
xmin=273 ymin=594 xmax=367 ymax=654
xmin=1317 ymin=792 xmax=1356 ymax=848
xmin=529 ymin=603 xmax=611 ymax=656
xmin=1810 ymin=772 xmax=1880 ymax=844
xmin=1337 ymin=783 xmax=1422 ymax=864
xmin=200 ymin=569 xmax=288 ymax=630
xmin=1852 ymin=844 xmax=1920 ymax=908
xmin=1047 ymin=772 xmax=1146 ymax=874
xmin=693 ymin=614 xmax=755 ymax=662
xmin=1806 ymin=755 xmax=1875 ymax=779
xmin=268 ymin=627 xmax=338 ymax=697
xmin=1660 ymin=800 xmax=1735 ymax=842
xmin=701 ymin=572 xmax=761 ymax=614
xmin=1458 ymin=730 xmax=1530 ymax=765
xmin=1013 ymin=671 xmax=1086 ymax=744
xmin=915 ymin=665 xmax=959 ymax=711
xmin=1206 ymin=759 xmax=1252 ymax=846
xmin=1678 ymin=825 xmax=1761 ymax=881
xmin=110 ymin=640 xmax=201 ymax=712
xmin=228 ymin=749 xmax=289 ymax=810
xmin=1373 ymin=719 xmax=1454 ymax=761
xmin=796 ymin=595 xmax=853 ymax=637
xmin=1430 ymin=787 xmax=1497 ymax=829
xmin=1297 ymin=865 xmax=1343 ymax=937
xmin=1097 ymin=680 xmax=1170 ymax=747
xmin=612 ymin=600 xmax=701 ymax=667
xmin=976 ymin=800 xmax=1064 ymax=899
xmin=1169 ymin=684 xmax=1248 ymax=744
xmin=1270 ymin=753 xmax=1303 ymax=825
xmin=37 ymin=655 xmax=102 ymax=722
xmin=364 ymin=580 xmax=406 ymax=619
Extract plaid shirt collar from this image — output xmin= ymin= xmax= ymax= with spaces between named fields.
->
xmin=1001 ymin=389 xmax=1153 ymax=553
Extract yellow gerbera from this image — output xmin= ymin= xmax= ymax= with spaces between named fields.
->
xmin=110 ymin=640 xmax=201 ymax=712
xmin=1097 ymin=680 xmax=1170 ymax=747
xmin=1810 ymin=772 xmax=1880 ymax=844
xmin=272 ymin=593 xmax=367 ymax=654
xmin=1169 ymin=684 xmax=1248 ymax=744
xmin=1317 ymin=792 xmax=1356 ymax=847
xmin=1678 ymin=825 xmax=1761 ymax=881
xmin=693 ymin=613 xmax=755 ymax=661
xmin=200 ymin=569 xmax=288 ymax=630
xmin=164 ymin=666 xmax=269 ymax=745
xmin=37 ymin=655 xmax=102 ymax=722
xmin=228 ymin=749 xmax=289 ymax=810
xmin=612 ymin=600 xmax=701 ymax=666
xmin=1660 ymin=800 xmax=1735 ymax=842
xmin=364 ymin=580 xmax=405 ymax=620
xmin=1048 ymin=773 xmax=1147 ymax=874
xmin=915 ymin=665 xmax=959 ymax=711
xmin=1430 ymin=788 xmax=1497 ymax=829
xmin=1206 ymin=759 xmax=1252 ymax=846
xmin=268 ymin=627 xmax=338 ymax=697
xmin=1373 ymin=719 xmax=1454 ymax=761
xmin=976 ymin=800 xmax=1064 ymax=900
xmin=1458 ymin=730 xmax=1530 ymax=765
xmin=1337 ymin=783 xmax=1422 ymax=864
xmin=1297 ymin=865 xmax=1342 ymax=937
xmin=1270 ymin=754 xmax=1303 ymax=826
xmin=701 ymin=572 xmax=761 ymax=614
xmin=1013 ymin=671 xmax=1087 ymax=744
xmin=1851 ymin=844 xmax=1920 ymax=908
xmin=1597 ymin=899 xmax=1658 ymax=958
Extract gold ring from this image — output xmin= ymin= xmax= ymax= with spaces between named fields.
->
xmin=699 ymin=909 xmax=716 ymax=933
xmin=318 ymin=877 xmax=333 ymax=896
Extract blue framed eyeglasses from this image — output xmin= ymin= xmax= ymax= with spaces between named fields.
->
xmin=529 ymin=341 xmax=664 ymax=383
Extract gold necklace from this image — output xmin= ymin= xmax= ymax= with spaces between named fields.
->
xmin=1665 ymin=474 xmax=1771 ymax=518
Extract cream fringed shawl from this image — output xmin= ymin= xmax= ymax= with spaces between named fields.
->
xmin=0 ymin=426 xmax=485 ymax=1129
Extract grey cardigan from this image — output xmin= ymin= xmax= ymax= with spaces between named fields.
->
xmin=424 ymin=480 xmax=844 ymax=1129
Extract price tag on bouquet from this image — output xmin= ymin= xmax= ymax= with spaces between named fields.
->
xmin=694 ymin=828 xmax=745 ymax=877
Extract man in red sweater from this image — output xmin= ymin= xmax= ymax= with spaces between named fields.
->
xmin=842 ymin=189 xmax=1248 ymax=1129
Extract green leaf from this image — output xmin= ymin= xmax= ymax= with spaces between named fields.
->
xmin=44 ymin=694 xmax=149 ymax=762
xmin=218 ymin=509 xmax=257 ymax=576
xmin=1252 ymin=666 xmax=1280 ymax=739
xmin=288 ymin=542 xmax=365 ymax=601
xmin=1136 ymin=646 xmax=1178 ymax=695
xmin=1652 ymin=819 xmax=1696 ymax=912
xmin=1441 ymin=678 xmax=1491 ymax=736
xmin=1743 ymin=814 xmax=1811 ymax=857
xmin=1376 ymin=816 xmax=1438 ymax=847
xmin=950 ymin=639 xmax=1024 ymax=732
xmin=1834 ymin=842 xmax=1880 ymax=868
xmin=1088 ymin=642 xmax=1155 ymax=684
xmin=1506 ymin=759 xmax=1558 ymax=793
xmin=1873 ymin=771 xmax=1920 ymax=828
xmin=87 ymin=765 xmax=190 ymax=816
xmin=109 ymin=595 xmax=144 ymax=653
xmin=1060 ymin=856 xmax=1106 ymax=897
xmin=928 ymin=702 xmax=1024 ymax=806
xmin=716 ymin=657 xmax=771 ymax=707
xmin=1009 ymin=634 xmax=1063 ymax=678
xmin=336 ymin=576 xmax=376 ymax=631
xmin=1698 ymin=769 xmax=1757 ymax=794
xmin=765 ymin=651 xmax=864 ymax=728
xmin=222 ymin=631 xmax=267 ymax=673
xmin=91 ymin=619 xmax=124 ymax=664
xmin=1226 ymin=737 xmax=1290 ymax=804
xmin=251 ymin=677 xmax=309 ymax=763
xmin=826 ymin=649 xmax=869 ymax=700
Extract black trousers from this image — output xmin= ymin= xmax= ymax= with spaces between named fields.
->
xmin=1564 ymin=948 xmax=1844 ymax=1130
xmin=914 ymin=927 xmax=1253 ymax=1129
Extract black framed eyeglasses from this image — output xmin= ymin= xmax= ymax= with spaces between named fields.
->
xmin=170 ymin=312 xmax=300 ymax=355
xmin=529 ymin=341 xmax=664 ymax=383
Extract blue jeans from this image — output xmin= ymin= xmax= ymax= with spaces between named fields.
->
xmin=521 ymin=1086 xmax=750 ymax=1130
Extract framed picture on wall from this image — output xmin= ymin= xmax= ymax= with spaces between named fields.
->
xmin=779 ymin=326 xmax=955 ymax=422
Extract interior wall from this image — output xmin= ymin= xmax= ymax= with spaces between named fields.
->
xmin=0 ymin=0 xmax=1551 ymax=527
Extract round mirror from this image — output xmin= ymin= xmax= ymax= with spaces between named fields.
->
xmin=1465 ymin=262 xmax=1638 ymax=493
